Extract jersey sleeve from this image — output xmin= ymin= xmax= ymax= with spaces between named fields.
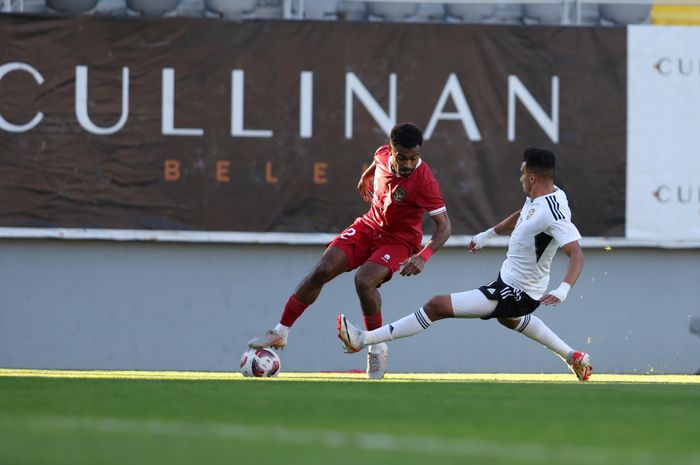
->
xmin=543 ymin=203 xmax=582 ymax=247
xmin=419 ymin=168 xmax=447 ymax=216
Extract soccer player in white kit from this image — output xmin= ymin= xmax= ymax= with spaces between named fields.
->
xmin=337 ymin=147 xmax=592 ymax=381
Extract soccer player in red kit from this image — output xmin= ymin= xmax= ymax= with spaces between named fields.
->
xmin=248 ymin=122 xmax=451 ymax=378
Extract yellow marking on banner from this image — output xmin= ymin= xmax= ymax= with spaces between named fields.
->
xmin=1 ymin=369 xmax=698 ymax=384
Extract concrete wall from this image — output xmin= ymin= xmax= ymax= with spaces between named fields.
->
xmin=1 ymin=239 xmax=699 ymax=374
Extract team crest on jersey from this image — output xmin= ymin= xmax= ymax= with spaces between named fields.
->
xmin=526 ymin=209 xmax=535 ymax=220
xmin=392 ymin=187 xmax=406 ymax=202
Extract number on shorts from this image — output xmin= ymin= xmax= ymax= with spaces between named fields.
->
xmin=340 ymin=228 xmax=356 ymax=240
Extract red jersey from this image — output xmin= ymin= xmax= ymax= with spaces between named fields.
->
xmin=360 ymin=145 xmax=446 ymax=251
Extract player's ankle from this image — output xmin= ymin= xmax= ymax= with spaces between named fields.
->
xmin=363 ymin=330 xmax=381 ymax=347
xmin=274 ymin=323 xmax=290 ymax=337
xmin=565 ymin=350 xmax=575 ymax=364
xmin=358 ymin=330 xmax=368 ymax=348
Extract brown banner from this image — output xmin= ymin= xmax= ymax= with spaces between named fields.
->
xmin=0 ymin=15 xmax=626 ymax=236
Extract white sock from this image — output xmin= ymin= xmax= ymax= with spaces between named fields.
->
xmin=363 ymin=307 xmax=433 ymax=346
xmin=274 ymin=323 xmax=289 ymax=336
xmin=515 ymin=314 xmax=573 ymax=361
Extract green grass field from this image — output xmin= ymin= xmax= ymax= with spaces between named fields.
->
xmin=1 ymin=370 xmax=699 ymax=465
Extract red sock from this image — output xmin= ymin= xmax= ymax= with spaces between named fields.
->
xmin=280 ymin=294 xmax=308 ymax=327
xmin=363 ymin=313 xmax=382 ymax=331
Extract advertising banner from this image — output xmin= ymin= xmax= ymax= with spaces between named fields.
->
xmin=627 ymin=26 xmax=700 ymax=243
xmin=0 ymin=16 xmax=627 ymax=239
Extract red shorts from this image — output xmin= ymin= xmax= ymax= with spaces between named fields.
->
xmin=327 ymin=218 xmax=414 ymax=283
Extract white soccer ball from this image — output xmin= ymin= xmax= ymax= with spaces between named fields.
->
xmin=240 ymin=348 xmax=281 ymax=377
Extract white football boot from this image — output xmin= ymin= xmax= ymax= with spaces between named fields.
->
xmin=569 ymin=351 xmax=592 ymax=382
xmin=247 ymin=329 xmax=287 ymax=350
xmin=336 ymin=314 xmax=364 ymax=353
xmin=367 ymin=343 xmax=388 ymax=379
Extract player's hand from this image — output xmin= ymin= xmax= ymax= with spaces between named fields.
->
xmin=540 ymin=293 xmax=562 ymax=306
xmin=357 ymin=175 xmax=373 ymax=203
xmin=399 ymin=255 xmax=426 ymax=276
xmin=468 ymin=227 xmax=496 ymax=254
xmin=541 ymin=282 xmax=571 ymax=306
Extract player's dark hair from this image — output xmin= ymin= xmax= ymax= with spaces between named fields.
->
xmin=523 ymin=147 xmax=555 ymax=179
xmin=390 ymin=122 xmax=423 ymax=149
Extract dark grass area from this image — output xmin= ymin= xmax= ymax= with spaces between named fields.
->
xmin=1 ymin=377 xmax=699 ymax=465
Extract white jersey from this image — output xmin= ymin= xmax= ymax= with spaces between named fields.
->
xmin=499 ymin=188 xmax=581 ymax=300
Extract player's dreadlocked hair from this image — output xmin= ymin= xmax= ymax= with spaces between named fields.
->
xmin=523 ymin=147 xmax=555 ymax=179
xmin=390 ymin=122 xmax=423 ymax=149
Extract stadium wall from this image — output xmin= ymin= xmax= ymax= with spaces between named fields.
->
xmin=1 ymin=239 xmax=698 ymax=375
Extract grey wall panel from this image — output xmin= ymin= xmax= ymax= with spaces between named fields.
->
xmin=1 ymin=240 xmax=698 ymax=374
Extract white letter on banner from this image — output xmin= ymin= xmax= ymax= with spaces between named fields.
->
xmin=231 ymin=69 xmax=273 ymax=138
xmin=345 ymin=72 xmax=396 ymax=139
xmin=424 ymin=73 xmax=481 ymax=141
xmin=508 ymin=75 xmax=559 ymax=143
xmin=162 ymin=68 xmax=203 ymax=136
xmin=0 ymin=62 xmax=44 ymax=132
xmin=76 ymin=66 xmax=129 ymax=135
xmin=300 ymin=71 xmax=313 ymax=138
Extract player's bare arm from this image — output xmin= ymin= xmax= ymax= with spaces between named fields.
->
xmin=357 ymin=161 xmax=376 ymax=202
xmin=540 ymin=240 xmax=584 ymax=306
xmin=468 ymin=209 xmax=520 ymax=254
xmin=400 ymin=211 xmax=451 ymax=277
xmin=494 ymin=210 xmax=521 ymax=235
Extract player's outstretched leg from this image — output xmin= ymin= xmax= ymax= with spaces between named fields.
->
xmin=249 ymin=248 xmax=349 ymax=350
xmin=500 ymin=315 xmax=592 ymax=382
xmin=337 ymin=307 xmax=436 ymax=354
xmin=567 ymin=351 xmax=592 ymax=382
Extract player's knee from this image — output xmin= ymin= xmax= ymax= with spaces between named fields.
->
xmin=498 ymin=317 xmax=520 ymax=330
xmin=423 ymin=295 xmax=451 ymax=321
xmin=354 ymin=273 xmax=379 ymax=292
xmin=310 ymin=262 xmax=337 ymax=284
